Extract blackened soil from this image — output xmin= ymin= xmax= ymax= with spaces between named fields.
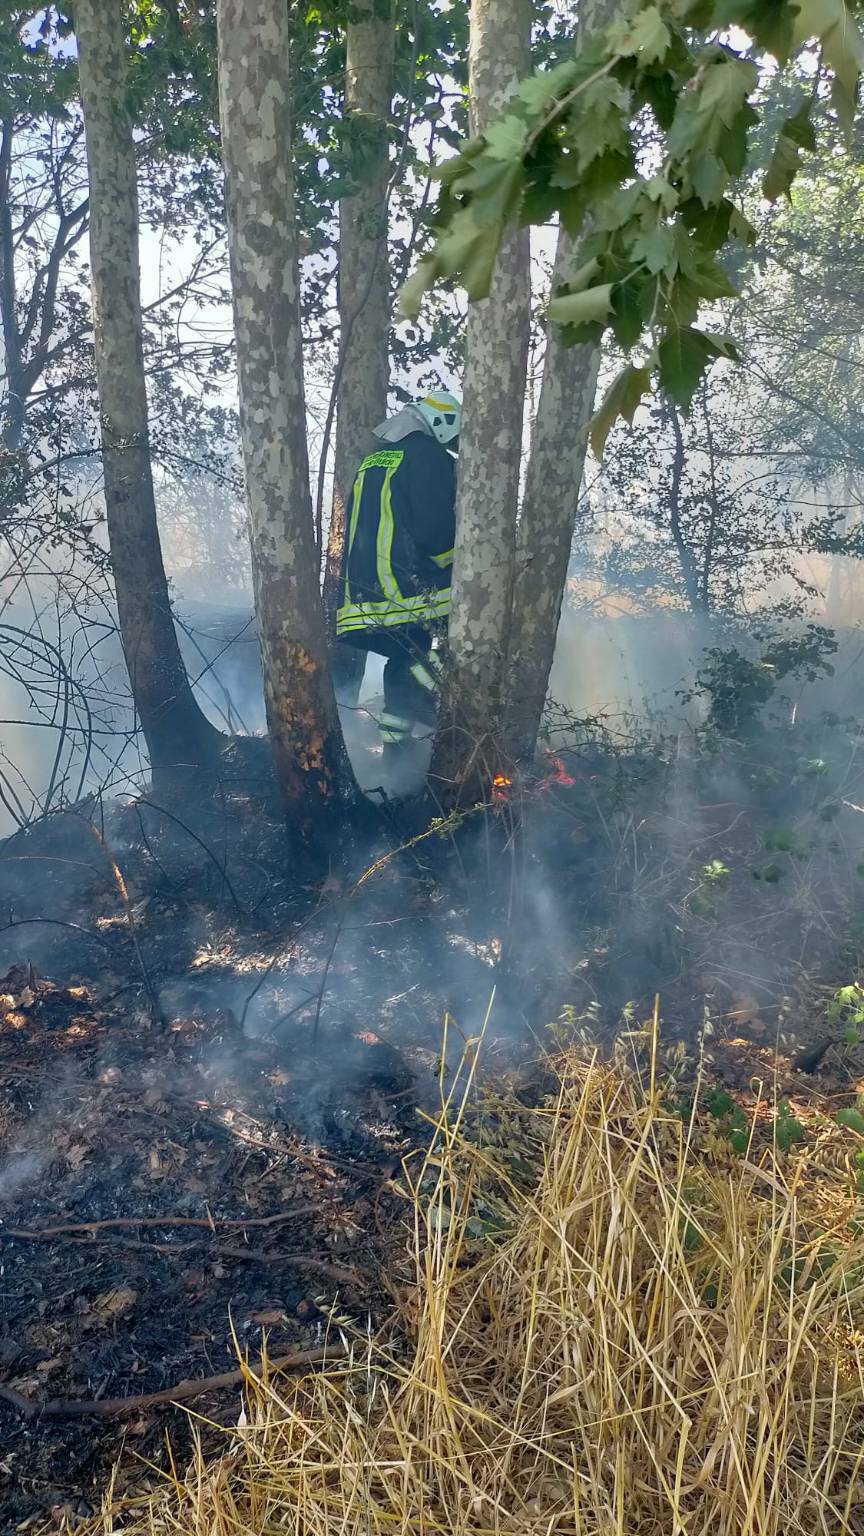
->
xmin=0 ymin=972 xmax=417 ymax=1530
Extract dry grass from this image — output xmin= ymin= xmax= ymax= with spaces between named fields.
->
xmin=83 ymin=1046 xmax=864 ymax=1535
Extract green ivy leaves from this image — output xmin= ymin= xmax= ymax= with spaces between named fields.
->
xmin=399 ymin=0 xmax=864 ymax=453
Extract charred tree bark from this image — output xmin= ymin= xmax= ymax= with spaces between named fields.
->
xmin=216 ymin=0 xmax=351 ymax=831
xmin=431 ymin=0 xmax=531 ymax=804
xmin=324 ymin=0 xmax=394 ymax=705
xmin=75 ymin=0 xmax=219 ymax=778
xmin=504 ymin=0 xmax=619 ymax=764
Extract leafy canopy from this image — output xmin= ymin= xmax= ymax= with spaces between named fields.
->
xmin=400 ymin=0 xmax=864 ymax=450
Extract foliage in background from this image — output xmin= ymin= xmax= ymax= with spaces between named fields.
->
xmin=402 ymin=0 xmax=864 ymax=448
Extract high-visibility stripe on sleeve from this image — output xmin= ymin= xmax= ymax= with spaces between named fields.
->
xmin=430 ymin=547 xmax=454 ymax=569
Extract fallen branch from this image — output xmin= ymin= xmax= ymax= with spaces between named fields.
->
xmin=214 ymin=1245 xmax=367 ymax=1288
xmin=1 ymin=1204 xmax=324 ymax=1241
xmin=0 ymin=1342 xmax=347 ymax=1420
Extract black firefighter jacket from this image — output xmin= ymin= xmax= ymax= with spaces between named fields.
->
xmin=336 ymin=430 xmax=456 ymax=652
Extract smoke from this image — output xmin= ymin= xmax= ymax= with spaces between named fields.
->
xmin=0 ymin=1150 xmax=43 ymax=1204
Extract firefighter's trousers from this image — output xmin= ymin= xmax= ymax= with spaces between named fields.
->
xmin=378 ymin=627 xmax=441 ymax=752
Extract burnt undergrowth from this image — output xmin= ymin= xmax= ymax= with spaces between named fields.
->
xmin=5 ymin=701 xmax=864 ymax=1524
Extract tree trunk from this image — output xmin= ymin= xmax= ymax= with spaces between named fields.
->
xmin=505 ymin=231 xmax=601 ymax=759
xmin=430 ymin=0 xmax=531 ymax=803
xmin=504 ymin=0 xmax=618 ymax=763
xmin=324 ymin=0 xmax=395 ymax=705
xmin=75 ymin=0 xmax=219 ymax=778
xmin=0 ymin=119 xmax=25 ymax=454
xmin=216 ymin=0 xmax=350 ymax=831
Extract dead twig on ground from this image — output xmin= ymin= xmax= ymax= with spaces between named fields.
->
xmin=0 ymin=1343 xmax=348 ymax=1420
xmin=0 ymin=1204 xmax=326 ymax=1240
xmin=214 ymin=1246 xmax=368 ymax=1289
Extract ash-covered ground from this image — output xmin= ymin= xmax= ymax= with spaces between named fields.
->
xmin=4 ymin=701 xmax=864 ymax=1523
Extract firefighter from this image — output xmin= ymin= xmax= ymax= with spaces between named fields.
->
xmin=335 ymin=390 xmax=460 ymax=763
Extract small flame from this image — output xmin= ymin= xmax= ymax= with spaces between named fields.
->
xmin=540 ymin=753 xmax=576 ymax=790
xmin=491 ymin=773 xmax=513 ymax=803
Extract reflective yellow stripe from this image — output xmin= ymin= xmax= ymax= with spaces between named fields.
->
xmin=344 ymin=468 xmax=366 ymax=608
xmin=423 ymin=395 xmax=453 ymax=412
xmin=410 ymin=661 xmax=439 ymax=693
xmin=377 ymin=463 xmax=403 ymax=604
xmin=431 ymin=547 xmax=454 ymax=569
xmin=336 ymin=590 xmax=451 ymax=634
xmin=359 ymin=450 xmax=404 ymax=472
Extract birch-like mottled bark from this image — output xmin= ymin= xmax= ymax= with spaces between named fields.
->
xmin=75 ymin=0 xmax=219 ymax=775
xmin=432 ymin=0 xmax=531 ymax=799
xmin=505 ymin=0 xmax=618 ymax=761
xmin=216 ymin=0 xmax=348 ymax=826
xmin=324 ymin=0 xmax=394 ymax=702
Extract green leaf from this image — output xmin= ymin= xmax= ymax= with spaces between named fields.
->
xmin=516 ymin=60 xmax=581 ymax=115
xmin=712 ymin=0 xmax=798 ymax=62
xmin=763 ymin=134 xmax=801 ymax=202
xmin=763 ymin=101 xmax=816 ymax=202
xmin=644 ymin=175 xmax=679 ymax=215
xmin=567 ymin=257 xmax=602 ymax=291
xmin=631 ymin=221 xmax=677 ymax=275
xmin=607 ymin=6 xmax=672 ymax=63
xmin=783 ymin=98 xmax=818 ymax=151
xmin=590 ymin=363 xmax=652 ymax=458
xmin=658 ymin=326 xmax=740 ymax=409
xmin=567 ymin=77 xmax=633 ymax=171
xmin=484 ymin=113 xmax=529 ymax=162
xmin=717 ymin=102 xmax=758 ymax=177
xmin=775 ymin=1100 xmax=807 ymax=1151
xmin=729 ymin=206 xmax=758 ymax=245
xmin=668 ymin=55 xmax=758 ymax=168
xmin=691 ymin=149 xmax=727 ymax=207
xmin=673 ymin=225 xmax=738 ymax=298
xmin=793 ymin=0 xmax=864 ymax=134
xmin=548 ymin=283 xmax=614 ymax=328
xmin=680 ymin=196 xmax=733 ymax=250
xmin=610 ymin=278 xmax=645 ymax=348
xmin=836 ymin=1107 xmax=864 ymax=1135
xmin=399 ymin=256 xmax=436 ymax=320
xmin=558 ymin=187 xmax=589 ymax=238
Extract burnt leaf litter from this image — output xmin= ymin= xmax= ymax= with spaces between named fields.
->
xmin=4 ymin=721 xmax=864 ymax=1525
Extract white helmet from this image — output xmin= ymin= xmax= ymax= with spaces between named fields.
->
xmin=414 ymin=390 xmax=461 ymax=446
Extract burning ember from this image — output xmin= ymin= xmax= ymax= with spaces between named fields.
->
xmin=492 ymin=774 xmax=513 ymax=804
xmin=541 ymin=754 xmax=577 ymax=789
xmin=490 ymin=756 xmax=575 ymax=805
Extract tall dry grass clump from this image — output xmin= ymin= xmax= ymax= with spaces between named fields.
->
xmin=87 ymin=1053 xmax=864 ymax=1535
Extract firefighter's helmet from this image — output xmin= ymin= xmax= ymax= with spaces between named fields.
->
xmin=415 ymin=390 xmax=461 ymax=446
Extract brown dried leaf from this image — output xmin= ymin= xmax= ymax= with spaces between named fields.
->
xmin=249 ymin=1307 xmax=287 ymax=1326
xmin=87 ymin=1286 xmax=138 ymax=1325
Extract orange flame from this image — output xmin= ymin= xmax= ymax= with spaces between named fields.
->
xmin=540 ymin=753 xmax=576 ymax=789
xmin=491 ymin=773 xmax=513 ymax=803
